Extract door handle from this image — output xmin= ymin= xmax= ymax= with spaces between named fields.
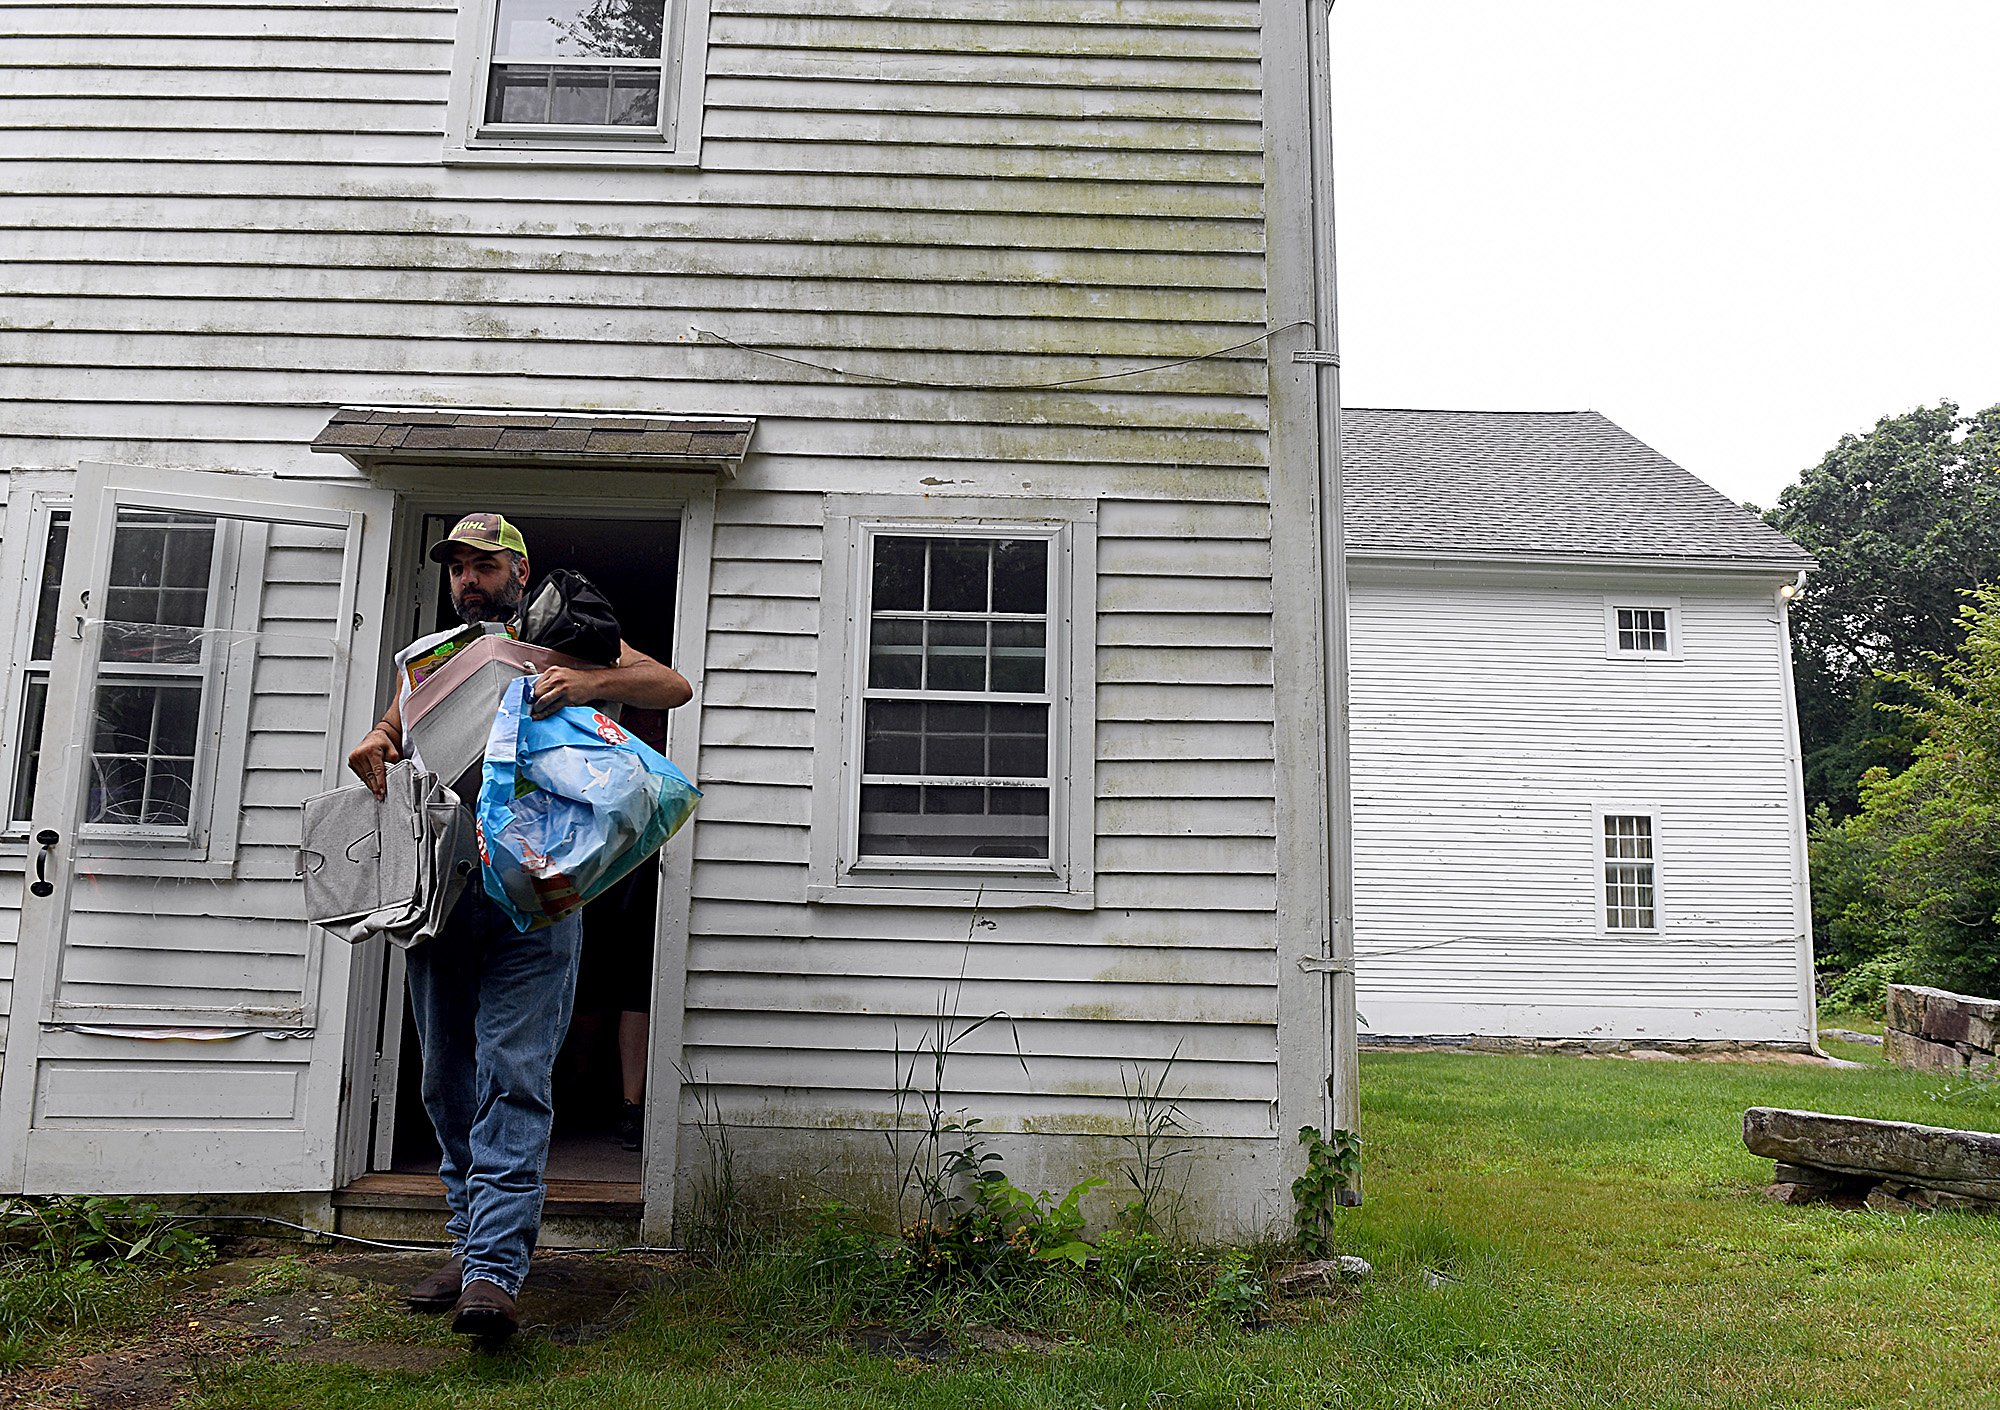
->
xmin=30 ymin=828 xmax=58 ymax=898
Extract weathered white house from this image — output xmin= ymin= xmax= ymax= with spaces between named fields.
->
xmin=1341 ymin=409 xmax=1818 ymax=1046
xmin=0 ymin=1 xmax=1357 ymax=1239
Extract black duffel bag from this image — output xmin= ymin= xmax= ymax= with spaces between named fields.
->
xmin=514 ymin=568 xmax=623 ymax=665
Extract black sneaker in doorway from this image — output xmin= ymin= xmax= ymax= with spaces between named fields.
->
xmin=618 ymin=1101 xmax=643 ymax=1151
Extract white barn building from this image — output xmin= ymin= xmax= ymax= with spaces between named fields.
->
xmin=0 ymin=1 xmax=1357 ymax=1240
xmin=1341 ymin=410 xmax=1818 ymax=1047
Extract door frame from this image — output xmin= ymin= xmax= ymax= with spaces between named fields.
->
xmin=335 ymin=469 xmax=718 ymax=1244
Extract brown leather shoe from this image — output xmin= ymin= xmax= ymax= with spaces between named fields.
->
xmin=451 ymin=1278 xmax=519 ymax=1341
xmin=404 ymin=1254 xmax=464 ymax=1313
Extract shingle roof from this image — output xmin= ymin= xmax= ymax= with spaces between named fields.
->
xmin=1341 ymin=408 xmax=1812 ymax=567
xmin=312 ymin=407 xmax=755 ymax=474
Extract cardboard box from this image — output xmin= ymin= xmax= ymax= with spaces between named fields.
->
xmin=405 ymin=634 xmax=590 ymax=785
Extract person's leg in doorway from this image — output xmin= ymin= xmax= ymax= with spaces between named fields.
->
xmin=403 ymin=889 xmax=488 ymax=1281
xmin=592 ymin=864 xmax=658 ymax=1152
xmin=617 ymin=1009 xmax=648 ymax=1149
xmin=456 ymin=901 xmax=585 ymax=1301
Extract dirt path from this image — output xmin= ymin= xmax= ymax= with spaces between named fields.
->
xmin=4 ymin=1245 xmax=685 ymax=1409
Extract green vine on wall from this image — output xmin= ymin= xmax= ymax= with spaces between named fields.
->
xmin=1291 ymin=1126 xmax=1362 ymax=1257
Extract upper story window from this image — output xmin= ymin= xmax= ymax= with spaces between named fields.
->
xmin=447 ymin=0 xmax=713 ymax=166
xmin=1615 ymin=607 xmax=1669 ymax=653
xmin=1602 ymin=596 xmax=1681 ymax=660
xmin=487 ymin=0 xmax=666 ymax=128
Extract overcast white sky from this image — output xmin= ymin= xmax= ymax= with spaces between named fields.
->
xmin=1328 ymin=0 xmax=2000 ymax=509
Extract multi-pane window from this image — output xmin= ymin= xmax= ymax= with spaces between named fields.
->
xmin=1614 ymin=606 xmax=1670 ymax=653
xmin=8 ymin=509 xmax=68 ymax=827
xmin=1603 ymin=815 xmax=1657 ymax=929
xmin=485 ymin=0 xmax=668 ymax=128
xmin=84 ymin=510 xmax=219 ymax=830
xmin=857 ymin=535 xmax=1054 ymax=862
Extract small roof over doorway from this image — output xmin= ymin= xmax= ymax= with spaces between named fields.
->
xmin=311 ymin=407 xmax=756 ymax=476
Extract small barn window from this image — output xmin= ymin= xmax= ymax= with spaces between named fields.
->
xmin=1602 ymin=596 xmax=1681 ymax=660
xmin=1615 ymin=607 xmax=1669 ymax=652
xmin=1602 ymin=814 xmax=1657 ymax=930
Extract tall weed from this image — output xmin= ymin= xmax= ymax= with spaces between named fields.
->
xmin=0 ymin=1196 xmax=211 ymax=1366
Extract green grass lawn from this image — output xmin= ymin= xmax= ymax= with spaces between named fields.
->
xmin=32 ymin=1051 xmax=2000 ymax=1409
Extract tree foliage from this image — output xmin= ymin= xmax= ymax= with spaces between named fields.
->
xmin=554 ymin=0 xmax=664 ymax=58
xmin=1767 ymin=401 xmax=2000 ymax=814
xmin=1809 ymin=587 xmax=2000 ymax=997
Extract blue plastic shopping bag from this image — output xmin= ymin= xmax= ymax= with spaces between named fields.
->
xmin=475 ymin=676 xmax=701 ymax=931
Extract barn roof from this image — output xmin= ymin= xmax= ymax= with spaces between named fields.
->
xmin=1340 ymin=408 xmax=1813 ymax=568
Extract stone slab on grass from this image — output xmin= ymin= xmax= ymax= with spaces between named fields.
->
xmin=1743 ymin=1107 xmax=2000 ymax=1201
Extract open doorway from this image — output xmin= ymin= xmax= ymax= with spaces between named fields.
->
xmin=381 ymin=511 xmax=680 ymax=1185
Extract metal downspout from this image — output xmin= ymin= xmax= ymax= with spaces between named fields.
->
xmin=1775 ymin=576 xmax=1825 ymax=1057
xmin=1304 ymin=0 xmax=1360 ymax=1151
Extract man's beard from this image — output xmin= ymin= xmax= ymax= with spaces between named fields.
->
xmin=453 ymin=575 xmax=525 ymax=625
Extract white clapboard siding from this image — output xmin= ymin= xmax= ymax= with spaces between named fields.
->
xmin=1347 ymin=572 xmax=1810 ymax=1043
xmin=679 ymin=490 xmax=1280 ymax=1134
xmin=0 ymin=0 xmax=1270 ymax=476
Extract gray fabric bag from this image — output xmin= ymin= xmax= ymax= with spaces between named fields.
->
xmin=297 ymin=761 xmax=479 ymax=949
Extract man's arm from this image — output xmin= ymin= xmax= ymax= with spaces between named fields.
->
xmin=345 ymin=694 xmax=404 ymax=800
xmin=529 ymin=639 xmax=692 ymax=718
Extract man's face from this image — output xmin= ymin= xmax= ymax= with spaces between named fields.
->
xmin=447 ymin=546 xmax=528 ymax=624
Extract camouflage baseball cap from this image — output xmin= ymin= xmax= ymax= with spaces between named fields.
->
xmin=428 ymin=512 xmax=528 ymax=562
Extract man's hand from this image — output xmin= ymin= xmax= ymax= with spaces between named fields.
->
xmin=346 ymin=727 xmax=403 ymax=800
xmin=530 ymin=666 xmax=604 ymax=719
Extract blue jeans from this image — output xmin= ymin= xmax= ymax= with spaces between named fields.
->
xmin=404 ymin=885 xmax=584 ymax=1297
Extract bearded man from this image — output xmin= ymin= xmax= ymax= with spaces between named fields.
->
xmin=345 ymin=513 xmax=689 ymax=1340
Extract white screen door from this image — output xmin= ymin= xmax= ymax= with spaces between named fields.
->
xmin=0 ymin=463 xmax=392 ymax=1194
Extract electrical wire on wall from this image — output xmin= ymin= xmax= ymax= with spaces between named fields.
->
xmin=685 ymin=320 xmax=1313 ymax=392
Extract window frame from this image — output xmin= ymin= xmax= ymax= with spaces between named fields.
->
xmin=444 ymin=0 xmax=713 ymax=168
xmin=76 ymin=509 xmax=239 ymax=847
xmin=810 ymin=495 xmax=1097 ymax=909
xmin=0 ymin=485 xmax=73 ymax=853
xmin=0 ymin=483 xmax=269 ymax=878
xmin=1595 ymin=805 xmax=1664 ymax=934
xmin=1602 ymin=594 xmax=1682 ymax=660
